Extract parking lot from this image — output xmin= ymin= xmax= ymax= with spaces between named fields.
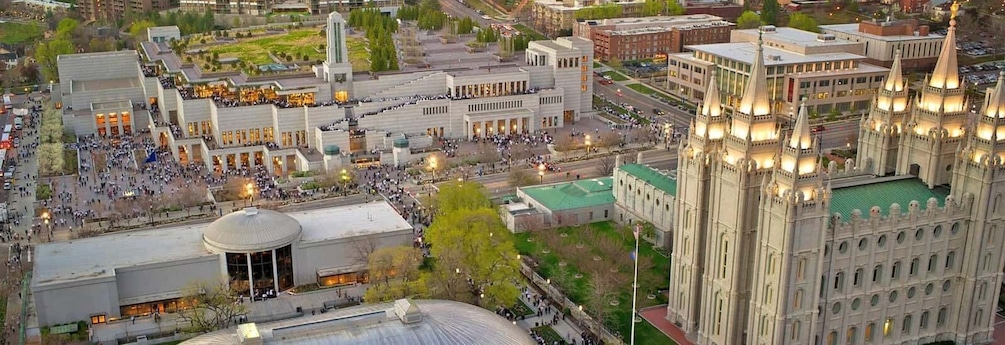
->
xmin=961 ymin=61 xmax=1003 ymax=86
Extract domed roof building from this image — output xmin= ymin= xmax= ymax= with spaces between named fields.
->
xmin=31 ymin=202 xmax=414 ymax=329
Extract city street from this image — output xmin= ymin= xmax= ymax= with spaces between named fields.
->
xmin=440 ymin=0 xmax=497 ymax=26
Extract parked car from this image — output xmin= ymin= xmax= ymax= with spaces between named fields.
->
xmin=812 ymin=125 xmax=826 ymax=133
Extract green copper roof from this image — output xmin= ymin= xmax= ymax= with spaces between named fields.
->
xmin=830 ymin=178 xmax=950 ymax=219
xmin=618 ymin=163 xmax=677 ymax=196
xmin=521 ymin=177 xmax=615 ymax=211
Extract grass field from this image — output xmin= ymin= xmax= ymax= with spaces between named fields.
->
xmin=513 ymin=24 xmax=547 ymax=41
xmin=0 ymin=22 xmax=43 ymax=45
xmin=464 ymin=0 xmax=504 ymax=17
xmin=346 ymin=36 xmax=370 ymax=72
xmin=515 ymin=222 xmax=673 ymax=344
xmin=602 ymin=71 xmax=629 ymax=82
xmin=625 ymin=83 xmax=657 ymax=95
xmin=204 ymin=29 xmax=327 ymax=66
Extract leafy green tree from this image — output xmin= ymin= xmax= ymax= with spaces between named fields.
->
xmin=575 ymin=3 xmax=623 ymax=20
xmin=736 ymin=10 xmax=762 ymax=29
xmin=54 ymin=18 xmax=78 ymax=40
xmin=761 ymin=0 xmax=780 ymax=25
xmin=667 ymin=0 xmax=685 ymax=15
xmin=787 ymin=12 xmax=821 ymax=32
xmin=424 ymin=187 xmax=520 ymax=308
xmin=434 ymin=182 xmax=492 ymax=214
xmin=129 ymin=20 xmax=157 ymax=42
xmin=642 ymin=0 xmax=664 ymax=16
xmin=35 ymin=39 xmax=74 ymax=82
xmin=364 ymin=246 xmax=428 ymax=302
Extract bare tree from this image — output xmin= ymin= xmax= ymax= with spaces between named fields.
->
xmin=552 ymin=135 xmax=578 ymax=159
xmin=596 ymin=155 xmax=617 ymax=176
xmin=597 ymin=132 xmax=623 ymax=153
xmin=177 ymin=280 xmax=249 ymax=332
xmin=514 ymin=215 xmax=545 ymax=233
xmin=585 ymin=266 xmax=620 ymax=330
xmin=349 ymin=235 xmax=380 ymax=266
xmin=507 ymin=169 xmax=537 ymax=188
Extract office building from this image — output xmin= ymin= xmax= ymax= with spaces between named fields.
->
xmin=822 ymin=19 xmax=944 ymax=69
xmin=31 ymin=202 xmax=413 ymax=327
xmin=668 ymin=9 xmax=1003 ymax=344
xmin=664 ymin=26 xmax=889 ymax=121
xmin=573 ymin=15 xmax=734 ymax=61
xmin=78 ymin=0 xmax=178 ymax=22
xmin=56 ymin=14 xmax=594 ymax=175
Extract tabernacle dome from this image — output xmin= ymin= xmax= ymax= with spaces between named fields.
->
xmin=202 ymin=207 xmax=303 ymax=253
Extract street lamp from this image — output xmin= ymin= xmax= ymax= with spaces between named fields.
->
xmin=538 ymin=163 xmax=545 ymax=184
xmin=340 ymin=168 xmax=349 ymax=195
xmin=245 ymin=182 xmax=255 ymax=206
xmin=585 ymin=135 xmax=592 ymax=158
xmin=41 ymin=211 xmax=50 ymax=231
xmin=428 ymin=156 xmax=438 ymax=183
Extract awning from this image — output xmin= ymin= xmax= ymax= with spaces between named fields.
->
xmin=317 ymin=263 xmax=367 ymax=277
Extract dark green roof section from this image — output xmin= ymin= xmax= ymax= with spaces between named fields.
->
xmin=830 ymin=178 xmax=951 ymax=219
xmin=521 ymin=177 xmax=615 ymax=211
xmin=618 ymin=163 xmax=677 ymax=196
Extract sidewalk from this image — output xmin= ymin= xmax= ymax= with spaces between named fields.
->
xmin=515 ymin=288 xmax=586 ymax=345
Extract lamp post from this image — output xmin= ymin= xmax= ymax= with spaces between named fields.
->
xmin=340 ymin=169 xmax=349 ymax=195
xmin=41 ymin=211 xmax=50 ymax=232
xmin=245 ymin=182 xmax=255 ymax=206
xmin=148 ymin=205 xmax=154 ymax=225
xmin=585 ymin=135 xmax=591 ymax=158
xmin=538 ymin=163 xmax=545 ymax=184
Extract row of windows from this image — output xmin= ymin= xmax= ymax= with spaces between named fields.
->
xmin=829 ymin=253 xmax=956 ymax=293
xmin=799 ymin=76 xmax=884 ymax=89
xmin=422 ymin=106 xmax=447 ymax=115
xmin=187 ymin=121 xmax=213 ymax=137
xmin=539 ymin=96 xmax=562 ymax=105
xmin=467 ymin=100 xmax=524 ymax=113
xmin=828 ymin=223 xmax=961 ymax=257
xmin=819 ymin=307 xmax=955 ymax=344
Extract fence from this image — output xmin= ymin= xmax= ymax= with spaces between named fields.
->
xmin=519 ymin=261 xmax=625 ymax=345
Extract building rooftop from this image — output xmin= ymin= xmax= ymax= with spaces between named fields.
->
xmin=181 ymin=299 xmax=535 ymax=345
xmin=203 ymin=207 xmax=303 ymax=253
xmin=689 ymin=42 xmax=865 ymax=65
xmin=734 ymin=27 xmax=860 ymax=49
xmin=821 ymin=23 xmax=945 ymax=42
xmin=830 ymin=177 xmax=951 ymax=219
xmin=618 ymin=163 xmax=677 ymax=196
xmin=535 ymin=0 xmax=644 ymax=11
xmin=32 ymin=201 xmax=411 ymax=287
xmin=521 ymin=177 xmax=615 ymax=211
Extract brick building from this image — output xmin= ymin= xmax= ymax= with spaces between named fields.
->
xmin=79 ymin=0 xmax=178 ymax=22
xmin=821 ymin=19 xmax=943 ymax=70
xmin=574 ymin=14 xmax=734 ymax=61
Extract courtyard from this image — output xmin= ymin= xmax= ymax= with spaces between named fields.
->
xmin=515 ymin=221 xmax=676 ymax=344
xmin=179 ymin=28 xmax=372 ymax=73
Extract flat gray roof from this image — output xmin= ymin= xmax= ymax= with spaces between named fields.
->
xmin=33 ymin=201 xmax=411 ymax=287
xmin=689 ymin=42 xmax=865 ymax=65
xmin=71 ymin=78 xmax=142 ymax=92
xmin=821 ymin=23 xmax=944 ymax=42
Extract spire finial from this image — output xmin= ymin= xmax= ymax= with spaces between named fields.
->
xmin=950 ymin=0 xmax=960 ymax=25
xmin=758 ymin=27 xmax=764 ymax=48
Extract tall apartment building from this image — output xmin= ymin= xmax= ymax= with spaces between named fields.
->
xmin=665 ymin=26 xmax=889 ymax=121
xmin=669 ymin=9 xmax=1004 ymax=345
xmin=178 ymin=0 xmax=271 ymax=15
xmin=79 ymin=0 xmax=179 ymax=22
xmin=822 ymin=19 xmax=943 ymax=70
xmin=573 ymin=14 xmax=734 ymax=61
xmin=179 ymin=0 xmax=402 ymax=15
xmin=530 ymin=0 xmax=739 ymax=38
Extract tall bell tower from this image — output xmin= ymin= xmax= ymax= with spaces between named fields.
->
xmin=858 ymin=50 xmax=910 ymax=175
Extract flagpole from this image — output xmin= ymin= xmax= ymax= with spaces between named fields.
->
xmin=630 ymin=224 xmax=641 ymax=345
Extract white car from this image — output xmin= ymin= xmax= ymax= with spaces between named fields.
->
xmin=3 ymin=182 xmax=10 ymax=190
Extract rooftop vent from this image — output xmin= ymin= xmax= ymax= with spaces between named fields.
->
xmin=244 ymin=207 xmax=259 ymax=216
xmin=759 ymin=25 xmax=777 ymax=33
xmin=394 ymin=299 xmax=423 ymax=324
xmin=236 ymin=323 xmax=262 ymax=345
xmin=816 ymin=33 xmax=836 ymax=42
xmin=766 ymin=55 xmax=782 ymax=61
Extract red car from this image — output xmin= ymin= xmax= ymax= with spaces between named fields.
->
xmin=599 ymin=79 xmax=614 ymax=85
xmin=811 ymin=125 xmax=826 ymax=133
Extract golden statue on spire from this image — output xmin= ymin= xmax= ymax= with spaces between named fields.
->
xmin=950 ymin=0 xmax=960 ymax=21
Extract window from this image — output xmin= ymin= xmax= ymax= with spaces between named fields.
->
xmin=720 ymin=236 xmax=729 ymax=278
xmin=833 ymin=302 xmax=842 ymax=314
xmin=90 ymin=315 xmax=107 ymax=324
xmin=908 ymin=286 xmax=916 ymax=299
xmin=839 ymin=241 xmax=848 ymax=253
xmin=975 ymin=309 xmax=984 ymax=326
xmin=916 ymin=228 xmax=924 ymax=240
xmin=897 ymin=231 xmax=906 ymax=243
xmin=794 ymin=289 xmax=803 ymax=309
xmin=943 ymin=280 xmax=952 ymax=292
xmin=984 ymin=253 xmax=992 ymax=271
xmin=819 ymin=80 xmax=831 ymax=87
xmin=980 ymin=282 xmax=988 ymax=300
xmin=937 ymin=308 xmax=947 ymax=326
xmin=792 ymin=321 xmax=801 ymax=340
xmin=797 ymin=258 xmax=806 ymax=280
xmin=878 ymin=235 xmax=887 ymax=247
xmin=892 ymin=261 xmax=901 ymax=279
xmin=870 ymin=294 xmax=880 ymax=306
xmin=828 ymin=331 xmax=838 ymax=345
xmin=934 ymin=225 xmax=943 ymax=238
xmin=889 ymin=290 xmax=899 ymax=302
xmin=884 ymin=318 xmax=894 ymax=337
xmin=851 ymin=298 xmax=861 ymax=310
xmin=873 ymin=265 xmax=883 ymax=282
xmin=858 ymin=238 xmax=868 ymax=250
xmin=847 ymin=327 xmax=857 ymax=345
xmin=834 ymin=272 xmax=845 ymax=291
xmin=921 ymin=311 xmax=930 ymax=329
xmin=946 ymin=251 xmax=955 ymax=270
xmin=952 ymin=222 xmax=961 ymax=234
xmin=714 ymin=293 xmax=724 ymax=335
xmin=910 ymin=258 xmax=919 ymax=275
xmin=926 ymin=283 xmax=934 ymax=295
xmin=854 ymin=268 xmax=862 ymax=286
xmin=865 ymin=323 xmax=874 ymax=341
xmin=928 ymin=255 xmax=938 ymax=272
xmin=903 ymin=314 xmax=912 ymax=334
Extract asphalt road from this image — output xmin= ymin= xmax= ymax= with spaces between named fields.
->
xmin=440 ymin=0 xmax=495 ymax=26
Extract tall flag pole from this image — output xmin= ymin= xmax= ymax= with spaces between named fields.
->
xmin=630 ymin=224 xmax=641 ymax=345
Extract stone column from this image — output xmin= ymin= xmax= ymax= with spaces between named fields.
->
xmin=271 ymin=248 xmax=280 ymax=292
xmin=246 ymin=253 xmax=255 ymax=303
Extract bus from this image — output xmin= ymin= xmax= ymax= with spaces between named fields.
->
xmin=0 ymin=133 xmax=11 ymax=149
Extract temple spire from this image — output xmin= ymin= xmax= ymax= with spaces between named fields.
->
xmin=789 ymin=98 xmax=812 ymax=150
xmin=985 ymin=70 xmax=1005 ymax=118
xmin=928 ymin=0 xmax=961 ymax=89
xmin=701 ymin=72 xmax=722 ymax=118
xmin=884 ymin=50 xmax=905 ymax=92
xmin=737 ymin=29 xmax=771 ymax=116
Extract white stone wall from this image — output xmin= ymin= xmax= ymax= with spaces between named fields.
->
xmin=293 ymin=230 xmax=413 ymax=286
xmin=114 ymin=256 xmax=221 ymax=304
xmin=34 ymin=277 xmax=120 ymax=326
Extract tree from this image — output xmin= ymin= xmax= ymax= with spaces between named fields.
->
xmin=423 ymin=205 xmax=520 ymax=308
xmin=787 ymin=12 xmax=821 ymax=33
xmin=18 ymin=64 xmax=39 ymax=85
xmin=364 ymin=246 xmax=428 ymax=302
xmin=596 ymin=155 xmax=617 ymax=176
xmin=507 ymin=169 xmax=538 ymax=188
xmin=606 ymin=56 xmax=621 ymax=68
xmin=177 ymin=280 xmax=248 ymax=333
xmin=434 ymin=181 xmax=493 ymax=214
xmin=597 ymin=132 xmax=623 ymax=153
xmin=736 ymin=11 xmax=762 ymax=29
xmin=641 ymin=0 xmax=665 ymax=16
xmin=35 ymin=39 xmax=74 ymax=82
xmin=129 ymin=20 xmax=157 ymax=42
xmin=666 ymin=0 xmax=685 ymax=15
xmin=38 ymin=143 xmax=65 ymax=177
xmin=552 ymin=135 xmax=578 ymax=159
xmin=55 ymin=18 xmax=78 ymax=40
xmin=761 ymin=0 xmax=780 ymax=25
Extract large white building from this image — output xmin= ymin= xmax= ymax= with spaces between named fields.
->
xmin=665 ymin=26 xmax=889 ymax=121
xmin=668 ymin=10 xmax=1005 ymax=345
xmin=821 ymin=19 xmax=944 ymax=70
xmin=56 ymin=13 xmax=594 ymax=174
xmin=31 ymin=202 xmax=413 ymax=327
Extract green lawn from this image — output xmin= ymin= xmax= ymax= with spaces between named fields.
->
xmin=625 ymin=83 xmax=657 ymax=95
xmin=346 ymin=36 xmax=370 ymax=72
xmin=0 ymin=22 xmax=43 ymax=45
xmin=593 ymin=62 xmax=603 ymax=68
xmin=464 ymin=0 xmax=504 ymax=17
xmin=532 ymin=326 xmax=566 ymax=344
xmin=602 ymin=71 xmax=629 ymax=82
xmin=513 ymin=24 xmax=547 ymax=41
xmin=203 ymin=29 xmax=327 ymax=66
xmin=515 ymin=221 xmax=672 ymax=344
